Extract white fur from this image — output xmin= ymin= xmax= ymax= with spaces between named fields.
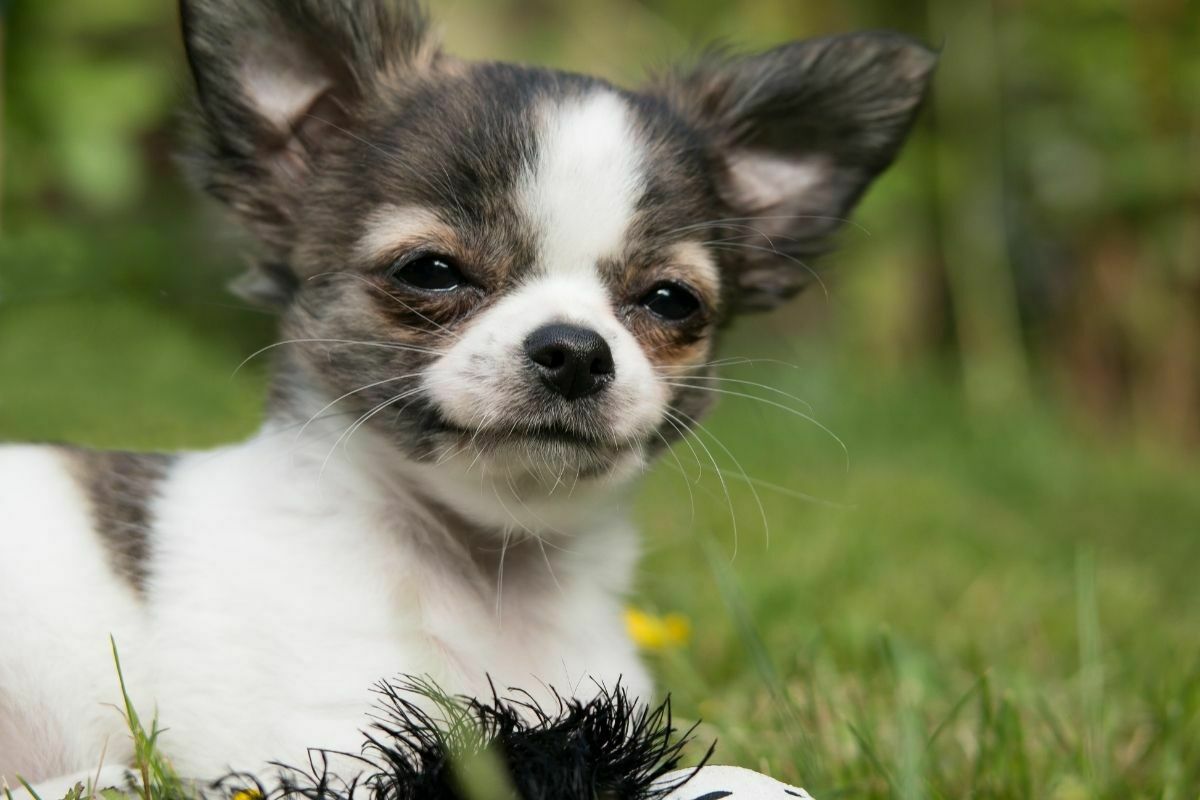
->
xmin=426 ymin=272 xmax=665 ymax=443
xmin=519 ymin=91 xmax=646 ymax=276
xmin=0 ymin=448 xmax=143 ymax=781
xmin=0 ymin=427 xmax=648 ymax=787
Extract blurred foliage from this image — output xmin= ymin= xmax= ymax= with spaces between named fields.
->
xmin=3 ymin=0 xmax=1198 ymax=444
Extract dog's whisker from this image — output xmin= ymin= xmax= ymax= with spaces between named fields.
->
xmin=706 ymin=241 xmax=830 ymax=300
xmin=651 ymin=426 xmax=697 ymax=523
xmin=659 ymin=413 xmax=705 ymax=484
xmin=662 ymin=375 xmax=815 ymax=414
xmin=668 ymin=405 xmax=770 ymax=554
xmin=566 ymin=464 xmax=584 ymax=498
xmin=720 ymin=470 xmax=848 ymax=509
xmin=233 ymin=338 xmax=441 ymax=375
xmin=465 ymin=406 xmax=505 ymax=470
xmin=660 ymin=382 xmax=849 ymax=471
xmin=655 ymin=356 xmax=801 ymax=373
xmin=317 ymin=381 xmax=444 ymax=482
xmin=432 ymin=439 xmax=466 ymax=466
xmin=535 ymin=535 xmax=564 ymax=594
xmin=505 ymin=471 xmax=567 ymax=539
xmin=665 ymin=213 xmax=872 ymax=239
xmin=670 ymin=222 xmax=796 ymax=251
xmin=663 ymin=407 xmax=739 ymax=559
xmin=293 ymin=371 xmax=432 ymax=447
xmin=547 ymin=457 xmax=570 ymax=496
xmin=492 ymin=518 xmax=513 ymax=620
xmin=317 ymin=394 xmax=410 ymax=481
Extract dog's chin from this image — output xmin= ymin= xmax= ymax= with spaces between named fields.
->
xmin=428 ymin=415 xmax=645 ymax=481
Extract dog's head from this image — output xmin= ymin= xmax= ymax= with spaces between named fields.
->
xmin=181 ymin=0 xmax=935 ymax=503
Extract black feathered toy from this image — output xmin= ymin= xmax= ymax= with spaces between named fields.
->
xmin=219 ymin=680 xmax=813 ymax=800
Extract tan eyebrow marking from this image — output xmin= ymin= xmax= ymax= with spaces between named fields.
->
xmin=356 ymin=204 xmax=458 ymax=262
xmin=666 ymin=241 xmax=720 ymax=300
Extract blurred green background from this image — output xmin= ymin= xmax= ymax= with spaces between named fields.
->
xmin=2 ymin=1 xmax=1199 ymax=797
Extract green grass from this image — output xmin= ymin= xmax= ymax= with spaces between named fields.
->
xmin=2 ymin=264 xmax=1198 ymax=798
xmin=3 ymin=642 xmax=186 ymax=800
xmin=110 ymin=639 xmax=183 ymax=800
xmin=634 ymin=340 xmax=1200 ymax=797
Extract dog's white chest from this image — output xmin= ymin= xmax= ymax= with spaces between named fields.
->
xmin=0 ymin=437 xmax=646 ymax=783
xmin=131 ymin=445 xmax=644 ymax=775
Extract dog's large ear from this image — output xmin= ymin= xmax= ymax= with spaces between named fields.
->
xmin=653 ymin=33 xmax=937 ymax=311
xmin=180 ymin=0 xmax=436 ymax=302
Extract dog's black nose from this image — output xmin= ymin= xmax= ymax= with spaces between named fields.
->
xmin=524 ymin=323 xmax=615 ymax=401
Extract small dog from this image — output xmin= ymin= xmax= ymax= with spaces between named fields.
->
xmin=0 ymin=0 xmax=934 ymax=792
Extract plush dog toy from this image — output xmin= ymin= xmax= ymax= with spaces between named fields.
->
xmin=222 ymin=680 xmax=813 ymax=800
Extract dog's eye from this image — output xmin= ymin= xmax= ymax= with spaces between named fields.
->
xmin=390 ymin=254 xmax=465 ymax=291
xmin=639 ymin=281 xmax=701 ymax=321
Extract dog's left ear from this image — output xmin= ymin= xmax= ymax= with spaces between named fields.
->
xmin=653 ymin=32 xmax=937 ymax=311
xmin=180 ymin=0 xmax=438 ymax=305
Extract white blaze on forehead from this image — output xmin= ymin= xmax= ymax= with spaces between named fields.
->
xmin=520 ymin=91 xmax=647 ymax=277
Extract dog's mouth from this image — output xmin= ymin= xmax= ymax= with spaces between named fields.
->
xmin=432 ymin=415 xmax=628 ymax=452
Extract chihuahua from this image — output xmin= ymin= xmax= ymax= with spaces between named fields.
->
xmin=0 ymin=0 xmax=934 ymax=792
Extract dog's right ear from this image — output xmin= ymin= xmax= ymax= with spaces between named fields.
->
xmin=180 ymin=0 xmax=437 ymax=302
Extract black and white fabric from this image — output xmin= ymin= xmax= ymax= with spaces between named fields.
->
xmin=659 ymin=766 xmax=814 ymax=799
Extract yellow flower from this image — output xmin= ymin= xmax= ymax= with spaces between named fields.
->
xmin=624 ymin=607 xmax=691 ymax=651
xmin=230 ymin=790 xmax=263 ymax=800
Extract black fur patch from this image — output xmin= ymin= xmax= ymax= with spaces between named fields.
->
xmin=219 ymin=680 xmax=709 ymax=800
xmin=65 ymin=448 xmax=174 ymax=595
